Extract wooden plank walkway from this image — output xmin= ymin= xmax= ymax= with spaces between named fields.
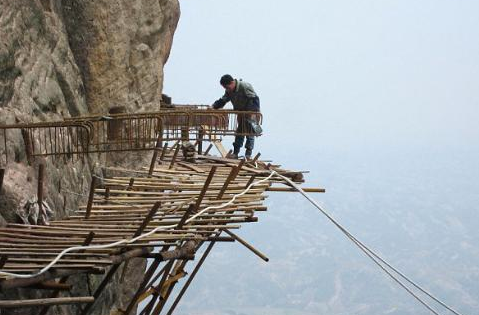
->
xmin=0 ymin=142 xmax=322 ymax=315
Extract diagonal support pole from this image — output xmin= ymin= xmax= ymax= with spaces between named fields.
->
xmin=80 ymin=202 xmax=161 ymax=315
xmin=194 ymin=166 xmax=217 ymax=212
xmin=216 ymin=159 xmax=245 ymax=200
xmin=166 ymin=234 xmax=220 ymax=315
xmin=141 ymin=202 xmax=200 ymax=315
xmin=123 ymin=204 xmax=195 ymax=315
xmin=39 ymin=231 xmax=95 ymax=315
xmin=223 ymin=229 xmax=269 ymax=262
xmin=148 ymin=166 xmax=219 ymax=315
xmin=148 ymin=135 xmax=163 ymax=177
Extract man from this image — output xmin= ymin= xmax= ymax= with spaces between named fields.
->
xmin=212 ymin=74 xmax=260 ymax=159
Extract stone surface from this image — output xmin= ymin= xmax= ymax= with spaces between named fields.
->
xmin=0 ymin=0 xmax=180 ymax=314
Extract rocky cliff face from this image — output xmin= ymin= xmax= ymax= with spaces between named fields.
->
xmin=0 ymin=0 xmax=180 ymax=314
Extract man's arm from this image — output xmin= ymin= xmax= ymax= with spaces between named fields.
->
xmin=212 ymin=93 xmax=230 ymax=109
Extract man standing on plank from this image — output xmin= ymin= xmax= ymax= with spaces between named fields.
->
xmin=212 ymin=74 xmax=261 ymax=159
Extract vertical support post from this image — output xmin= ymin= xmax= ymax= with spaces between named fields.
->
xmin=194 ymin=166 xmax=217 ymax=212
xmin=159 ymin=143 xmax=168 ymax=164
xmin=0 ymin=168 xmax=4 ymax=194
xmin=145 ymin=205 xmax=197 ymax=315
xmin=62 ymin=194 xmax=67 ymax=213
xmin=37 ymin=164 xmax=45 ymax=220
xmin=197 ymin=128 xmax=205 ymax=155
xmin=148 ymin=135 xmax=162 ymax=177
xmin=123 ymin=204 xmax=195 ymax=315
xmin=133 ymin=202 xmax=161 ymax=238
xmin=204 ymin=143 xmax=213 ymax=156
xmin=158 ymin=125 xmax=164 ymax=149
xmin=120 ymin=201 xmax=162 ymax=283
xmin=104 ymin=187 xmax=110 ymax=202
xmin=85 ymin=176 xmax=97 ymax=219
xmin=81 ymin=203 xmax=161 ymax=315
xmin=2 ymin=129 xmax=8 ymax=165
xmin=168 ymin=145 xmax=180 ymax=170
xmin=217 ymin=159 xmax=245 ymax=200
xmin=21 ymin=128 xmax=34 ymax=165
xmin=168 ymin=140 xmax=180 ymax=154
xmin=127 ymin=178 xmax=135 ymax=197
xmin=252 ymin=152 xmax=261 ymax=163
xmin=38 ymin=232 xmax=95 ymax=315
xmin=0 ymin=254 xmax=8 ymax=269
xmin=166 ymin=237 xmax=218 ymax=315
xmin=180 ymin=127 xmax=189 ymax=142
xmin=245 ymin=175 xmax=256 ymax=189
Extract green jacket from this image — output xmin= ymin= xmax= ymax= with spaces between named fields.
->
xmin=212 ymin=79 xmax=260 ymax=111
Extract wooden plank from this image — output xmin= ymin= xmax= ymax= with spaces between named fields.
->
xmin=0 ymin=297 xmax=94 ymax=308
xmin=212 ymin=140 xmax=228 ymax=157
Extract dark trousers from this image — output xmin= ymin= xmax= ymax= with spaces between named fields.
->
xmin=233 ymin=134 xmax=254 ymax=153
xmin=233 ymin=113 xmax=258 ymax=154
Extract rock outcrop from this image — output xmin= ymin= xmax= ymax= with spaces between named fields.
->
xmin=0 ymin=0 xmax=180 ymax=314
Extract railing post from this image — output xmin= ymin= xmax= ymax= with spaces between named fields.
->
xmin=85 ymin=176 xmax=97 ymax=219
xmin=37 ymin=164 xmax=46 ymax=223
xmin=197 ymin=127 xmax=204 ymax=154
xmin=21 ymin=128 xmax=34 ymax=165
xmin=0 ymin=168 xmax=4 ymax=194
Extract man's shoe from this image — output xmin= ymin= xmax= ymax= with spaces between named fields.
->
xmin=245 ymin=149 xmax=252 ymax=160
xmin=231 ymin=153 xmax=239 ymax=159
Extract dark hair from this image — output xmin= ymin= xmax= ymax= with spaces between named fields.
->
xmin=220 ymin=74 xmax=234 ymax=86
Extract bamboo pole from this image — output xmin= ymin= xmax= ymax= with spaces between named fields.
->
xmin=0 ymin=168 xmax=4 ymax=194
xmin=85 ymin=176 xmax=97 ymax=219
xmin=0 ymin=297 xmax=94 ymax=308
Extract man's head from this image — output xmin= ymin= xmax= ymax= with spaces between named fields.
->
xmin=220 ymin=74 xmax=236 ymax=92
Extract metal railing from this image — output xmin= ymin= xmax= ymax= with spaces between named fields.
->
xmin=0 ymin=109 xmax=262 ymax=163
xmin=0 ymin=122 xmax=91 ymax=165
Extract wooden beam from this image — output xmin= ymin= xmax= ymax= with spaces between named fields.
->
xmin=29 ymin=281 xmax=72 ymax=291
xmin=37 ymin=164 xmax=45 ymax=221
xmin=203 ymin=143 xmax=213 ymax=155
xmin=197 ymin=128 xmax=205 ymax=154
xmin=217 ymin=159 xmax=245 ymax=200
xmin=0 ymin=297 xmax=94 ymax=308
xmin=148 ymin=136 xmax=162 ymax=177
xmin=0 ymin=168 xmax=4 ymax=194
xmin=0 ymin=268 xmax=105 ymax=290
xmin=80 ymin=203 xmax=161 ymax=315
xmin=159 ymin=143 xmax=168 ymax=163
xmin=85 ymin=176 xmax=97 ymax=219
xmin=38 ymin=231 xmax=95 ymax=315
xmin=166 ymin=237 xmax=218 ymax=315
xmin=193 ymin=166 xmax=217 ymax=212
xmin=212 ymin=140 xmax=228 ymax=157
xmin=267 ymin=187 xmax=325 ymax=193
xmin=123 ymin=205 xmax=196 ymax=315
xmin=223 ymin=229 xmax=269 ymax=262
xmin=168 ymin=145 xmax=180 ymax=169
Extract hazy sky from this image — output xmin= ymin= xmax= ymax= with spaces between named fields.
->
xmin=160 ymin=2 xmax=479 ymax=313
xmin=164 ymin=0 xmax=479 ymax=156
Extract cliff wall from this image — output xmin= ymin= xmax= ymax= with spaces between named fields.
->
xmin=0 ymin=1 xmax=180 ymax=314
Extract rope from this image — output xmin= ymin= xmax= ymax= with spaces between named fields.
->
xmin=0 ymin=166 xmax=466 ymax=315
xmin=0 ymin=172 xmax=275 ymax=279
xmin=274 ymin=172 xmax=466 ymax=315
